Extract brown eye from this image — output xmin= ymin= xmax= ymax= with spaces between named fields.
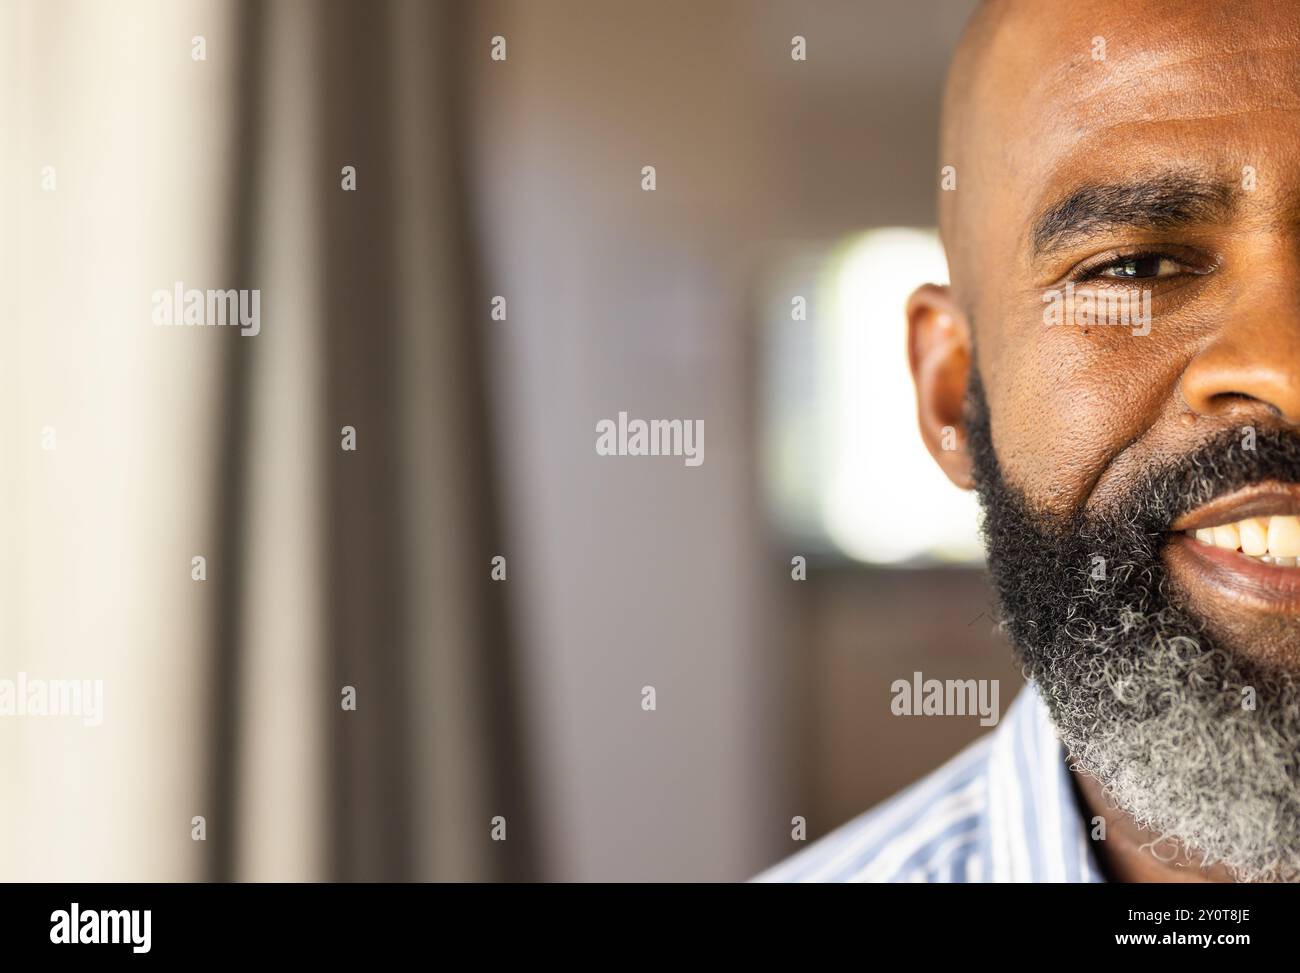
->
xmin=1099 ymin=255 xmax=1178 ymax=279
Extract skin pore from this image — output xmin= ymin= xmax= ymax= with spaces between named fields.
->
xmin=908 ymin=0 xmax=1300 ymax=881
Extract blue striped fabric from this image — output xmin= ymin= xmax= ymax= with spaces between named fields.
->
xmin=752 ymin=684 xmax=1107 ymax=882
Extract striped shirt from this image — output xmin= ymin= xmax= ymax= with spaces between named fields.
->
xmin=752 ymin=683 xmax=1106 ymax=882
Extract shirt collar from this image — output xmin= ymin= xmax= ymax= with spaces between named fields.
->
xmin=983 ymin=683 xmax=1107 ymax=882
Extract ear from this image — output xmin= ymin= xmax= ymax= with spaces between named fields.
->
xmin=907 ymin=283 xmax=973 ymax=489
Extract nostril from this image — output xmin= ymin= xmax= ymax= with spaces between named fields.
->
xmin=1213 ymin=392 xmax=1257 ymax=407
xmin=1199 ymin=391 xmax=1278 ymax=418
xmin=1179 ymin=390 xmax=1240 ymax=418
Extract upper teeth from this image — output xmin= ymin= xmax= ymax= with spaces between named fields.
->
xmin=1191 ymin=515 xmax=1300 ymax=558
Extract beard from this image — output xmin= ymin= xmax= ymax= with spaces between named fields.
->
xmin=965 ymin=366 xmax=1300 ymax=882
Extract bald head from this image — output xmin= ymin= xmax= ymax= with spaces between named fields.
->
xmin=935 ymin=0 xmax=1300 ymax=312
xmin=936 ymin=0 xmax=1007 ymax=294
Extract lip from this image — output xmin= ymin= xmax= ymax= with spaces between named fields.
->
xmin=1169 ymin=482 xmax=1300 ymax=532
xmin=1166 ymin=533 xmax=1300 ymax=613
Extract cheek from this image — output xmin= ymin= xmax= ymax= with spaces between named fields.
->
xmin=981 ymin=327 xmax=1181 ymax=515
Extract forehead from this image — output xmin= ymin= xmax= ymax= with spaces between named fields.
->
xmin=969 ymin=1 xmax=1300 ymax=255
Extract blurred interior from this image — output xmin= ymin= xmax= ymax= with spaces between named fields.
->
xmin=1 ymin=0 xmax=1024 ymax=881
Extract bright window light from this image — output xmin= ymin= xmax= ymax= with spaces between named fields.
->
xmin=761 ymin=228 xmax=984 ymax=566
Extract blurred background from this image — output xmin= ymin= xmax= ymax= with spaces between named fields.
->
xmin=1 ymin=0 xmax=1023 ymax=881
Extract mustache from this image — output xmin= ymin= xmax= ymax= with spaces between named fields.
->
xmin=1080 ymin=427 xmax=1300 ymax=538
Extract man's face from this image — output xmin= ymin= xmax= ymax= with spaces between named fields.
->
xmin=958 ymin=1 xmax=1300 ymax=663
xmin=911 ymin=0 xmax=1300 ymax=880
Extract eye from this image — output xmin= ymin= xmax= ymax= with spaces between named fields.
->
xmin=1091 ymin=254 xmax=1183 ymax=280
xmin=1061 ymin=246 xmax=1217 ymax=289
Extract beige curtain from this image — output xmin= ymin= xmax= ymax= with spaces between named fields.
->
xmin=2 ymin=0 xmax=531 ymax=882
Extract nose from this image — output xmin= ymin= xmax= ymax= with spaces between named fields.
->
xmin=1180 ymin=284 xmax=1300 ymax=427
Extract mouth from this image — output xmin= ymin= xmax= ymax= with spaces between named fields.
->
xmin=1166 ymin=482 xmax=1300 ymax=613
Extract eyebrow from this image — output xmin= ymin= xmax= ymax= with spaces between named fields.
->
xmin=1030 ymin=172 xmax=1237 ymax=258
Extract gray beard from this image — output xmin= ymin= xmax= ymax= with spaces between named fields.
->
xmin=1018 ymin=568 xmax=1300 ymax=883
xmin=965 ymin=368 xmax=1300 ymax=882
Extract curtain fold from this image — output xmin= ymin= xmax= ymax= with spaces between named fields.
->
xmin=5 ymin=0 xmax=531 ymax=883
